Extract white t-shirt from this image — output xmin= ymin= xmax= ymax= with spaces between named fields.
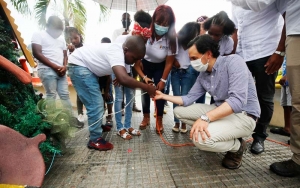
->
xmin=219 ymin=36 xmax=234 ymax=56
xmin=144 ymin=36 xmax=177 ymax=63
xmin=68 ymin=43 xmax=125 ymax=77
xmin=286 ymin=0 xmax=300 ymax=35
xmin=31 ymin=30 xmax=66 ymax=69
xmin=231 ymin=1 xmax=286 ymax=61
xmin=112 ymin=28 xmax=131 ymax=42
xmin=114 ymin=34 xmax=131 ymax=73
xmin=175 ymin=45 xmax=190 ymax=69
xmin=228 ymin=0 xmax=277 ymax=11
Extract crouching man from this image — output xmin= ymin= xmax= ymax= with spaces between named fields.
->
xmin=155 ymin=35 xmax=261 ymax=169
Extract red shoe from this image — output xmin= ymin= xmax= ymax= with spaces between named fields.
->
xmin=101 ymin=125 xmax=112 ymax=132
xmin=87 ymin=137 xmax=113 ymax=151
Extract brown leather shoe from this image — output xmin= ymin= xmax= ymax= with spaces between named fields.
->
xmin=222 ymin=138 xmax=246 ymax=169
xmin=156 ymin=116 xmax=164 ymax=134
xmin=139 ymin=113 xmax=150 ymax=130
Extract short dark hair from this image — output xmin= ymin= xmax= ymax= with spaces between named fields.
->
xmin=46 ymin=16 xmax=63 ymax=29
xmin=122 ymin=12 xmax=131 ymax=19
xmin=124 ymin=36 xmax=146 ymax=57
xmin=187 ymin=35 xmax=220 ymax=58
xmin=203 ymin=11 xmax=235 ymax=36
xmin=101 ymin=37 xmax=111 ymax=43
xmin=66 ymin=27 xmax=83 ymax=45
xmin=177 ymin=22 xmax=200 ymax=49
xmin=134 ymin=10 xmax=152 ymax=28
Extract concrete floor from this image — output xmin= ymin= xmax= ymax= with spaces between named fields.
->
xmin=42 ymin=91 xmax=299 ymax=188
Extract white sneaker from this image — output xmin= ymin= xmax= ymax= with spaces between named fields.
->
xmin=77 ymin=114 xmax=84 ymax=123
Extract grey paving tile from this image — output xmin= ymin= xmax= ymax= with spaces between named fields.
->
xmin=43 ymin=94 xmax=300 ymax=187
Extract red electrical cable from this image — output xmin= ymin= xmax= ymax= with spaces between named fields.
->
xmin=153 ymin=98 xmax=195 ymax=147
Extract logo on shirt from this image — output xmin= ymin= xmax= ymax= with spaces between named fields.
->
xmin=160 ymin=45 xmax=169 ymax=50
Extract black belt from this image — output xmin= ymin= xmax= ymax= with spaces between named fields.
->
xmin=246 ymin=113 xmax=258 ymax=122
xmin=68 ymin=63 xmax=78 ymax=66
xmin=172 ymin=67 xmax=188 ymax=74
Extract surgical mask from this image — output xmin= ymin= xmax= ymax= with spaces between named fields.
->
xmin=190 ymin=55 xmax=209 ymax=72
xmin=154 ymin=23 xmax=169 ymax=36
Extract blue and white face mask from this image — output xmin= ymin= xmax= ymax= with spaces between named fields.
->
xmin=154 ymin=23 xmax=169 ymax=36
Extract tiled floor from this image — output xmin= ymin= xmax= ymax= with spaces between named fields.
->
xmin=43 ymin=92 xmax=299 ymax=188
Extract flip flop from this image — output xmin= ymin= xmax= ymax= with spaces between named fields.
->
xmin=117 ymin=130 xmax=132 ymax=140
xmin=127 ymin=128 xmax=141 ymax=136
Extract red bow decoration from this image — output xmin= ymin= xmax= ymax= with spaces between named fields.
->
xmin=132 ymin=22 xmax=152 ymax=39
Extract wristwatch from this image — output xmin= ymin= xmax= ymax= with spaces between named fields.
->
xmin=200 ymin=114 xmax=210 ymax=123
xmin=274 ymin=51 xmax=286 ymax=57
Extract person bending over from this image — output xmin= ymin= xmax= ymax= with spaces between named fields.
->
xmin=68 ymin=36 xmax=156 ymax=151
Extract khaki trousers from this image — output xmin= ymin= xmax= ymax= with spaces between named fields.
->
xmin=286 ymin=35 xmax=300 ymax=165
xmin=174 ymin=104 xmax=256 ymax=153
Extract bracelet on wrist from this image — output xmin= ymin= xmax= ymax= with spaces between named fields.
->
xmin=142 ymin=75 xmax=147 ymax=80
xmin=160 ymin=78 xmax=167 ymax=83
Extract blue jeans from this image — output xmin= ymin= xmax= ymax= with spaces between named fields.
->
xmin=171 ymin=66 xmax=197 ymax=123
xmin=38 ymin=67 xmax=72 ymax=109
xmin=68 ymin=65 xmax=104 ymax=142
xmin=112 ymin=74 xmax=134 ymax=131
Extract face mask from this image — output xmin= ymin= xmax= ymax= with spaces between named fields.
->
xmin=154 ymin=23 xmax=169 ymax=36
xmin=122 ymin=20 xmax=131 ymax=28
xmin=49 ymin=29 xmax=63 ymax=39
xmin=190 ymin=55 xmax=209 ymax=72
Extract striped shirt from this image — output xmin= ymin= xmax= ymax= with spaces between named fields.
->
xmin=181 ymin=54 xmax=261 ymax=118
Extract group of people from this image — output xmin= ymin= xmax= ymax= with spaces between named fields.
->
xmin=31 ymin=0 xmax=300 ymax=177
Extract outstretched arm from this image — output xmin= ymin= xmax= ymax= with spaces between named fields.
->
xmin=154 ymin=90 xmax=183 ymax=105
xmin=112 ymin=65 xmax=156 ymax=98
xmin=133 ymin=60 xmax=152 ymax=84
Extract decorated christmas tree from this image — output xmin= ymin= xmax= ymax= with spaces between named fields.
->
xmin=0 ymin=15 xmax=60 ymax=160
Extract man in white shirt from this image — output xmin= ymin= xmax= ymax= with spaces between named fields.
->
xmin=31 ymin=16 xmax=72 ymax=109
xmin=67 ymin=36 xmax=156 ymax=151
xmin=231 ymin=0 xmax=286 ymax=155
xmin=230 ymin=0 xmax=300 ymax=177
xmin=111 ymin=13 xmax=131 ymax=42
